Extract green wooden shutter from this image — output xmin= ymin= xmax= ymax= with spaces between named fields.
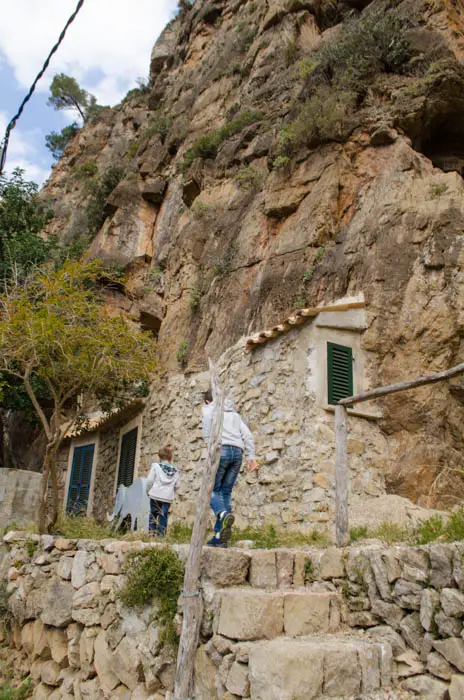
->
xmin=327 ymin=342 xmax=353 ymax=405
xmin=117 ymin=427 xmax=138 ymax=487
xmin=67 ymin=444 xmax=95 ymax=514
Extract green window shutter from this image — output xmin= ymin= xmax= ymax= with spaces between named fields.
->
xmin=67 ymin=444 xmax=95 ymax=514
xmin=327 ymin=342 xmax=353 ymax=405
xmin=117 ymin=427 xmax=138 ymax=488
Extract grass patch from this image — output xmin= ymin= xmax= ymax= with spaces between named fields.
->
xmin=0 ymin=679 xmax=32 ymax=700
xmin=230 ymin=524 xmax=330 ymax=549
xmin=52 ymin=514 xmax=117 ymax=540
xmin=349 ymin=525 xmax=369 ymax=542
xmin=183 ymin=109 xmax=263 ymax=170
xmin=429 ymin=183 xmax=449 ymax=199
xmin=118 ymin=548 xmax=184 ymax=646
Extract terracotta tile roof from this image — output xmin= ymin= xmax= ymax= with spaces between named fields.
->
xmin=245 ymin=297 xmax=366 ymax=350
xmin=63 ymin=399 xmax=144 ymax=438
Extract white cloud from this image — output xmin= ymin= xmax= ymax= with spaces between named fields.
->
xmin=0 ymin=0 xmax=178 ymax=104
xmin=0 ymin=112 xmax=49 ymax=185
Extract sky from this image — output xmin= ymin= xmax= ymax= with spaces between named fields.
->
xmin=0 ymin=0 xmax=179 ymax=186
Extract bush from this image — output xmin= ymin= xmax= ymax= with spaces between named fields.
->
xmin=145 ymin=113 xmax=172 ymax=142
xmin=176 ymin=339 xmax=189 ymax=366
xmin=85 ymin=166 xmax=125 ymax=233
xmin=316 ymin=9 xmax=412 ymax=94
xmin=189 ymin=287 xmax=203 ymax=310
xmin=118 ymin=548 xmax=184 ymax=644
xmin=278 ymin=87 xmax=353 ymax=155
xmin=234 ymin=165 xmax=264 ymax=191
xmin=183 ymin=110 xmax=263 ymax=170
xmin=73 ymin=162 xmax=98 ymax=180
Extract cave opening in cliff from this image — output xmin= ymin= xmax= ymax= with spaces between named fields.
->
xmin=139 ymin=311 xmax=162 ymax=337
xmin=420 ymin=115 xmax=464 ymax=176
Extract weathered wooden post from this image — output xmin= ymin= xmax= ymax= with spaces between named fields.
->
xmin=334 ymin=403 xmax=349 ymax=547
xmin=173 ymin=360 xmax=225 ymax=700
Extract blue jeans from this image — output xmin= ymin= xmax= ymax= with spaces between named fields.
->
xmin=149 ymin=499 xmax=170 ymax=536
xmin=210 ymin=445 xmax=242 ymax=532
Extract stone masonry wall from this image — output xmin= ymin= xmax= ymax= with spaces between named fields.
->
xmin=2 ymin=532 xmax=464 ymax=699
xmin=140 ymin=324 xmax=390 ymax=534
xmin=0 ymin=470 xmax=43 ymax=530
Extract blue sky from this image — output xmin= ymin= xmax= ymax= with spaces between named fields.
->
xmin=0 ymin=0 xmax=179 ymax=186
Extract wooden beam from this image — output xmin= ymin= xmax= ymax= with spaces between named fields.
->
xmin=334 ymin=404 xmax=349 ymax=547
xmin=339 ymin=362 xmax=464 ymax=406
xmin=173 ymin=360 xmax=225 ymax=700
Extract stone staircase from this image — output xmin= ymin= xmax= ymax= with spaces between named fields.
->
xmin=203 ymin=587 xmax=394 ymax=700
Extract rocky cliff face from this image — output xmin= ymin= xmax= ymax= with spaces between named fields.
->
xmin=41 ymin=0 xmax=464 ymax=507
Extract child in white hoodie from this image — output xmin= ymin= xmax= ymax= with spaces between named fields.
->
xmin=145 ymin=445 xmax=180 ymax=536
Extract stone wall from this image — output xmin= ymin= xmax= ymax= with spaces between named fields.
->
xmin=138 ymin=315 xmax=389 ymax=533
xmin=0 ymin=469 xmax=42 ymax=529
xmin=2 ymin=532 xmax=464 ymax=699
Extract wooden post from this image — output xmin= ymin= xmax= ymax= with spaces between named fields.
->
xmin=334 ymin=404 xmax=349 ymax=547
xmin=173 ymin=360 xmax=225 ymax=700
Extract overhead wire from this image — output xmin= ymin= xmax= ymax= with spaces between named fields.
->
xmin=0 ymin=0 xmax=86 ymax=176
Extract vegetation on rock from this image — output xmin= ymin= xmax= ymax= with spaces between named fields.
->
xmin=119 ymin=547 xmax=184 ymax=645
xmin=45 ymin=123 xmax=79 ymax=160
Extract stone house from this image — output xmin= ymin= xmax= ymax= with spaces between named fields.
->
xmin=57 ymin=294 xmax=395 ymax=533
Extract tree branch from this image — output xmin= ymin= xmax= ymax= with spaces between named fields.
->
xmin=24 ymin=365 xmax=52 ymax=441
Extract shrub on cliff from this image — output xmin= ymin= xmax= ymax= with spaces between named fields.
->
xmin=278 ymin=86 xmax=354 ymax=155
xmin=183 ymin=109 xmax=264 ymax=170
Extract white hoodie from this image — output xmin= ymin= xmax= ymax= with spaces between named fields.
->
xmin=202 ymin=398 xmax=255 ymax=459
xmin=146 ymin=462 xmax=180 ymax=503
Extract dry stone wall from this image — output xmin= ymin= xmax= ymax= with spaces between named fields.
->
xmin=0 ymin=470 xmax=42 ymax=530
xmin=3 ymin=532 xmax=464 ymax=699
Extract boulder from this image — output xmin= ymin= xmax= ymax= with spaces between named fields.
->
xmin=218 ymin=590 xmax=283 ymax=640
xmin=71 ymin=551 xmax=89 ymax=589
xmin=225 ymin=661 xmax=249 ymax=696
xmin=402 ymin=674 xmax=448 ymax=699
xmin=450 ymin=674 xmax=464 ymax=700
xmin=109 ymin=635 xmax=142 ymax=690
xmin=427 ymin=650 xmax=455 ymax=680
xmin=40 ymin=580 xmax=74 ymax=627
xmin=441 ymin=588 xmax=464 ymax=618
xmin=48 ymin=628 xmax=68 ymax=667
xmin=420 ymin=589 xmax=440 ymax=632
xmin=57 ymin=557 xmax=73 ymax=581
xmin=141 ymin=178 xmax=167 ymax=204
xmin=93 ymin=631 xmax=119 ymax=694
xmin=72 ymin=582 xmax=100 ymax=609
xmin=433 ymin=637 xmax=464 ymax=672
xmin=40 ymin=660 xmax=61 ymax=686
xmin=319 ymin=548 xmax=345 ymax=579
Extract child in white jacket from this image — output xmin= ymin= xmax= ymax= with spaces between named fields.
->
xmin=145 ymin=445 xmax=180 ymax=536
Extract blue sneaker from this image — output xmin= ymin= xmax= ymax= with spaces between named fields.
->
xmin=206 ymin=537 xmax=227 ymax=548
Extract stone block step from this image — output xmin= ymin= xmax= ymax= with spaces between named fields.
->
xmin=248 ymin=635 xmax=392 ymax=700
xmin=217 ymin=588 xmax=341 ymax=641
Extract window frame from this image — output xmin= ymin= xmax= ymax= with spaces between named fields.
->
xmin=64 ymin=434 xmax=99 ymax=517
xmin=327 ymin=341 xmax=354 ymax=406
xmin=113 ymin=414 xmax=143 ymax=496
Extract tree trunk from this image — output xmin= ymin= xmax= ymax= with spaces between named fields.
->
xmin=173 ymin=360 xmax=225 ymax=700
xmin=38 ymin=437 xmax=61 ymax=534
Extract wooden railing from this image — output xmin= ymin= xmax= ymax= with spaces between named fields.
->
xmin=334 ymin=362 xmax=464 ymax=547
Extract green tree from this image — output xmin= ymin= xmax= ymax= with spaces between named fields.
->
xmin=0 ymin=169 xmax=53 ymax=284
xmin=45 ymin=123 xmax=79 ymax=159
xmin=0 ymin=259 xmax=158 ymax=532
xmin=47 ymin=73 xmax=96 ymax=122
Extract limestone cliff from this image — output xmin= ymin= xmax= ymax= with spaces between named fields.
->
xmin=40 ymin=0 xmax=463 ymax=508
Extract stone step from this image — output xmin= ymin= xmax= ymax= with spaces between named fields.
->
xmin=247 ymin=634 xmax=393 ymax=700
xmin=217 ymin=588 xmax=341 ymax=641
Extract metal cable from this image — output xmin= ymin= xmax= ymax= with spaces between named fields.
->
xmin=0 ymin=0 xmax=86 ymax=176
